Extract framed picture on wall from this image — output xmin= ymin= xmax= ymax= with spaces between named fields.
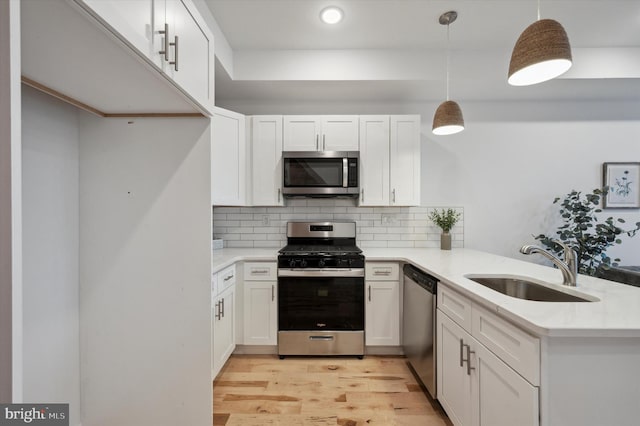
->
xmin=602 ymin=162 xmax=640 ymax=209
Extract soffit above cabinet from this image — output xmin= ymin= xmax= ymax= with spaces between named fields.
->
xmin=21 ymin=0 xmax=202 ymax=116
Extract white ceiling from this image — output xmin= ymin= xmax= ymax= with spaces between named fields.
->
xmin=204 ymin=0 xmax=640 ymax=104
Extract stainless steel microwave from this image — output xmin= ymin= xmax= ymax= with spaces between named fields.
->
xmin=282 ymin=151 xmax=359 ymax=197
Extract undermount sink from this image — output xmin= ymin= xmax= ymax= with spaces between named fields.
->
xmin=464 ymin=275 xmax=597 ymax=302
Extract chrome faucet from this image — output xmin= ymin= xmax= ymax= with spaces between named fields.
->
xmin=520 ymin=240 xmax=578 ymax=287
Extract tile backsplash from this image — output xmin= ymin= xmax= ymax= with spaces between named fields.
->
xmin=213 ymin=199 xmax=464 ymax=249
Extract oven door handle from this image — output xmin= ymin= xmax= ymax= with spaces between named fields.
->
xmin=278 ymin=269 xmax=365 ymax=278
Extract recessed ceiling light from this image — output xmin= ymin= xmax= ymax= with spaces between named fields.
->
xmin=320 ymin=6 xmax=343 ymax=25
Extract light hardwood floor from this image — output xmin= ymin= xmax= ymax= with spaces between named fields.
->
xmin=213 ymin=355 xmax=452 ymax=426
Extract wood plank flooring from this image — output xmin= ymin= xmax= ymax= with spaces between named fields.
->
xmin=213 ymin=355 xmax=452 ymax=426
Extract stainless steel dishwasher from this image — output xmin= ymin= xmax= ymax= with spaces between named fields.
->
xmin=403 ymin=264 xmax=438 ymax=398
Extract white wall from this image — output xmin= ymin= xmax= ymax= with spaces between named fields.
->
xmin=79 ymin=115 xmax=212 ymax=426
xmin=218 ymin=99 xmax=640 ymax=267
xmin=0 ymin=0 xmax=22 ymax=402
xmin=21 ymin=87 xmax=80 ymax=424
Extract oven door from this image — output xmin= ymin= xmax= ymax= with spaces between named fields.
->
xmin=277 ymin=270 xmax=365 ymax=331
xmin=277 ymin=269 xmax=365 ymax=356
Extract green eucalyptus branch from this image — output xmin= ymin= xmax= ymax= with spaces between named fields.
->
xmin=535 ymin=188 xmax=640 ymax=276
xmin=429 ymin=208 xmax=461 ymax=233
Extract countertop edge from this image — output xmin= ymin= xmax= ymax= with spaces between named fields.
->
xmin=212 ymin=248 xmax=640 ymax=338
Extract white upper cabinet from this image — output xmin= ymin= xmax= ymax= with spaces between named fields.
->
xmin=359 ymin=115 xmax=421 ymax=206
xmin=321 ymin=116 xmax=360 ymax=151
xmin=359 ymin=116 xmax=391 ymax=206
xmin=283 ymin=116 xmax=321 ymax=151
xmin=68 ymin=0 xmax=214 ymax=114
xmin=160 ymin=0 xmax=214 ymax=112
xmin=283 ymin=116 xmax=359 ymax=151
xmin=82 ymin=0 xmax=160 ymax=66
xmin=390 ymin=115 xmax=421 ymax=206
xmin=212 ymin=107 xmax=247 ymax=206
xmin=251 ymin=116 xmax=284 ymax=206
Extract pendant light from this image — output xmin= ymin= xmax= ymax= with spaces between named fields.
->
xmin=432 ymin=11 xmax=464 ymax=136
xmin=508 ymin=0 xmax=572 ymax=86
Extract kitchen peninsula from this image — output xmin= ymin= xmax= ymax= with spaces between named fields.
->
xmin=213 ymin=247 xmax=640 ymax=426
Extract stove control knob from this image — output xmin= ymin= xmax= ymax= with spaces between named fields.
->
xmin=318 ymin=259 xmax=326 ymax=268
xmin=300 ymin=259 xmax=308 ymax=268
xmin=288 ymin=259 xmax=297 ymax=268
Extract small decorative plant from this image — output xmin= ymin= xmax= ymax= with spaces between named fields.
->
xmin=429 ymin=208 xmax=461 ymax=233
xmin=535 ymin=188 xmax=640 ymax=276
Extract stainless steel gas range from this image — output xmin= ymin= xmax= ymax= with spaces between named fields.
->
xmin=277 ymin=221 xmax=365 ymax=358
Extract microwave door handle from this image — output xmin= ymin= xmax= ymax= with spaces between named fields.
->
xmin=343 ymin=158 xmax=348 ymax=188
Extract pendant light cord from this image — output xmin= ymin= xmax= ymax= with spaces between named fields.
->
xmin=537 ymin=0 xmax=541 ymax=21
xmin=446 ymin=22 xmax=450 ymax=101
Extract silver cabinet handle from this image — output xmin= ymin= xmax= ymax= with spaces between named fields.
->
xmin=220 ymin=297 xmax=225 ymax=318
xmin=271 ymin=284 xmax=275 ymax=301
xmin=169 ymin=35 xmax=178 ymax=71
xmin=368 ymin=285 xmax=372 ymax=302
xmin=323 ymin=134 xmax=326 ymax=151
xmin=373 ymin=270 xmax=391 ymax=276
xmin=278 ymin=188 xmax=281 ymax=202
xmin=392 ymin=189 xmax=396 ymax=203
xmin=316 ymin=134 xmax=319 ymax=151
xmin=466 ymin=344 xmax=475 ymax=375
xmin=215 ymin=301 xmax=221 ymax=320
xmin=461 ymin=341 xmax=475 ymax=375
xmin=223 ymin=274 xmax=234 ymax=282
xmin=159 ymin=23 xmax=169 ymax=61
xmin=361 ymin=188 xmax=364 ymax=202
xmin=251 ymin=269 xmax=269 ymax=275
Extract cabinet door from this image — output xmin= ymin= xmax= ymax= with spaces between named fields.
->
xmin=390 ymin=115 xmax=421 ymax=206
xmin=283 ymin=116 xmax=321 ymax=151
xmin=244 ymin=281 xmax=278 ymax=345
xmin=365 ymin=281 xmax=400 ymax=346
xmin=212 ymin=108 xmax=246 ymax=206
xmin=251 ymin=116 xmax=284 ymax=206
xmin=437 ymin=310 xmax=473 ymax=426
xmin=321 ymin=116 xmax=359 ymax=151
xmin=474 ymin=342 xmax=539 ymax=426
xmin=82 ymin=0 xmax=159 ymax=66
xmin=359 ymin=116 xmax=390 ymax=206
xmin=213 ymin=285 xmax=235 ymax=378
xmin=162 ymin=0 xmax=214 ymax=112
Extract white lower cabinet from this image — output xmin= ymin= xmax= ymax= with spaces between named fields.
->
xmin=365 ymin=262 xmax=400 ymax=346
xmin=212 ymin=265 xmax=236 ymax=378
xmin=437 ymin=285 xmax=539 ymax=426
xmin=243 ymin=262 xmax=278 ymax=345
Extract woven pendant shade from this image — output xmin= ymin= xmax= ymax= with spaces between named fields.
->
xmin=432 ymin=100 xmax=464 ymax=136
xmin=508 ymin=18 xmax=572 ymax=86
xmin=432 ymin=11 xmax=464 ymax=136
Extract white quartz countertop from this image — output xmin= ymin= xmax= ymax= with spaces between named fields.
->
xmin=212 ymin=247 xmax=640 ymax=338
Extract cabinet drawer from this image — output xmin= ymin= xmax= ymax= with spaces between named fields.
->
xmin=217 ymin=265 xmax=236 ymax=292
xmin=244 ymin=262 xmax=277 ymax=281
xmin=438 ymin=285 xmax=472 ymax=332
xmin=366 ymin=262 xmax=399 ymax=280
xmin=472 ymin=304 xmax=540 ymax=386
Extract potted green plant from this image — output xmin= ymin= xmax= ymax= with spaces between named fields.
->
xmin=534 ymin=188 xmax=640 ymax=276
xmin=429 ymin=208 xmax=461 ymax=250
